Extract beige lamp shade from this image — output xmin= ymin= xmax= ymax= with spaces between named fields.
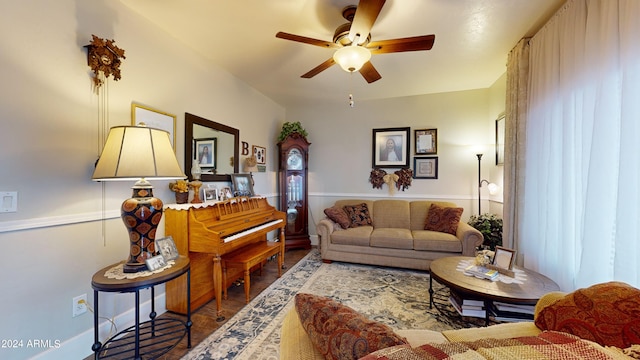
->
xmin=244 ymin=155 xmax=259 ymax=173
xmin=92 ymin=126 xmax=185 ymax=181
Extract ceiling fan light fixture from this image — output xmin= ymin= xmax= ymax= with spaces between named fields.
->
xmin=333 ymin=45 xmax=371 ymax=72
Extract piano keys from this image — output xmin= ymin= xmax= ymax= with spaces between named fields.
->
xmin=164 ymin=197 xmax=286 ymax=316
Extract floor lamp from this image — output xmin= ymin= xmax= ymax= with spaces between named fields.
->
xmin=476 ymin=154 xmax=499 ymax=215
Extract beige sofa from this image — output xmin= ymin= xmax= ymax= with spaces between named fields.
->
xmin=281 ymin=288 xmax=638 ymax=359
xmin=316 ymin=199 xmax=483 ymax=270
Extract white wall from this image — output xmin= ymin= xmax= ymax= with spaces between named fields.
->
xmin=0 ymin=1 xmax=284 ymax=359
xmin=288 ymin=79 xmax=506 ymax=242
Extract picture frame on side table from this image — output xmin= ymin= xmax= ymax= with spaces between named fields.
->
xmin=131 ymin=103 xmax=177 ymax=150
xmin=413 ymin=157 xmax=438 ymax=179
xmin=145 ymin=254 xmax=167 ymax=271
xmin=156 ymin=236 xmax=179 ymax=260
xmin=372 ymin=127 xmax=410 ymax=168
xmin=230 ymin=173 xmax=254 ymax=197
xmin=414 ymin=128 xmax=437 ymax=155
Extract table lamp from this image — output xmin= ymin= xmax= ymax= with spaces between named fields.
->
xmin=244 ymin=155 xmax=259 ymax=186
xmin=92 ymin=125 xmax=185 ymax=272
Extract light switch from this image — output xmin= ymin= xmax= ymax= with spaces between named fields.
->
xmin=1 ymin=192 xmax=17 ymax=213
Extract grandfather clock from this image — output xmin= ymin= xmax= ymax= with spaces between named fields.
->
xmin=278 ymin=132 xmax=311 ymax=250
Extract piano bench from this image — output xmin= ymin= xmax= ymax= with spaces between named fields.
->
xmin=222 ymin=241 xmax=283 ymax=304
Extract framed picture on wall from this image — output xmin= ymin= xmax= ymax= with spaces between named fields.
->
xmin=414 ymin=129 xmax=437 ymax=155
xmin=413 ymin=157 xmax=438 ymax=179
xmin=252 ymin=145 xmax=266 ymax=164
xmin=131 ymin=103 xmax=177 ymax=150
xmin=194 ymin=138 xmax=217 ymax=169
xmin=372 ymin=127 xmax=410 ymax=168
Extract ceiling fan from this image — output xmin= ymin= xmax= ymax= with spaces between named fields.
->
xmin=275 ymin=0 xmax=435 ymax=84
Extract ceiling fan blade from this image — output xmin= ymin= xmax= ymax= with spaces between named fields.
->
xmin=349 ymin=0 xmax=386 ymax=44
xmin=359 ymin=61 xmax=382 ymax=83
xmin=367 ymin=35 xmax=435 ymax=54
xmin=276 ymin=32 xmax=340 ymax=49
xmin=301 ymin=58 xmax=336 ymax=78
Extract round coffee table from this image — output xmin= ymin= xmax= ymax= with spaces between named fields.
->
xmin=429 ymin=256 xmax=560 ymax=325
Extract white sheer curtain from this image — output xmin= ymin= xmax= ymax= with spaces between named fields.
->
xmin=520 ymin=0 xmax=640 ymax=291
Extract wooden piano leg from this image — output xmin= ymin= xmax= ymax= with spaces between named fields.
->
xmin=212 ymin=255 xmax=225 ymax=321
xmin=243 ymin=269 xmax=251 ymax=304
xmin=222 ymin=261 xmax=228 ymax=300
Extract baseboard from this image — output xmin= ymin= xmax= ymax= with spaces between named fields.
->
xmin=30 ymin=294 xmax=167 ymax=360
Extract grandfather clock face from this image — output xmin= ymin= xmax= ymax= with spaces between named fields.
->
xmin=287 ymin=148 xmax=303 ymax=170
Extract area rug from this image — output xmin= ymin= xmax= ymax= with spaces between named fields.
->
xmin=181 ymin=250 xmax=481 ymax=360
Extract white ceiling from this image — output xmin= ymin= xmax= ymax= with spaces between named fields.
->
xmin=120 ymin=0 xmax=565 ymax=108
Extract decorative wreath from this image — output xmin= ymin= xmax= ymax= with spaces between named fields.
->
xmin=395 ymin=168 xmax=413 ymax=191
xmin=369 ymin=168 xmax=386 ymax=189
xmin=369 ymin=168 xmax=412 ymax=194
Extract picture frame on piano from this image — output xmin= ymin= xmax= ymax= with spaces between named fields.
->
xmin=202 ymin=186 xmax=218 ymax=202
xmin=231 ymin=173 xmax=254 ymax=197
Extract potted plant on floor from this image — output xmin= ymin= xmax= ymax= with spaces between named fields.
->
xmin=467 ymin=213 xmax=503 ymax=251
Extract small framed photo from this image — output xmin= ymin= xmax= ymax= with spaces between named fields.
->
xmin=230 ymin=173 xmax=254 ymax=197
xmin=145 ymin=254 xmax=167 ymax=271
xmin=202 ymin=186 xmax=218 ymax=202
xmin=194 ymin=137 xmax=217 ymax=169
xmin=156 ymin=236 xmax=179 ymax=260
xmin=493 ymin=246 xmax=516 ymax=270
xmin=372 ymin=127 xmax=410 ymax=168
xmin=413 ymin=157 xmax=438 ymax=179
xmin=220 ymin=186 xmax=233 ymax=200
xmin=414 ymin=129 xmax=437 ymax=155
xmin=252 ymin=145 xmax=266 ymax=165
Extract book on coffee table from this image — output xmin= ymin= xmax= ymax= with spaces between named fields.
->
xmin=463 ymin=265 xmax=499 ymax=280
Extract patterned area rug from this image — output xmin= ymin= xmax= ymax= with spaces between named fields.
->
xmin=181 ymin=250 xmax=483 ymax=360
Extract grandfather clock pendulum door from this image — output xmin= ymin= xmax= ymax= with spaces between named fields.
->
xmin=278 ymin=132 xmax=311 ymax=250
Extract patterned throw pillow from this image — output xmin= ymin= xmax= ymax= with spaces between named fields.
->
xmin=535 ymin=281 xmax=640 ymax=348
xmin=424 ymin=203 xmax=463 ymax=235
xmin=343 ymin=203 xmax=373 ymax=228
xmin=294 ymin=293 xmax=408 ymax=360
xmin=324 ymin=206 xmax=351 ymax=229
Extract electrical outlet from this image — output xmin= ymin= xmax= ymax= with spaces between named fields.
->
xmin=72 ymin=294 xmax=87 ymax=317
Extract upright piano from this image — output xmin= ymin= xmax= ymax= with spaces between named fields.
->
xmin=165 ymin=197 xmax=286 ymax=316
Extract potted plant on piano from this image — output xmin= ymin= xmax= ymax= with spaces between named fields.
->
xmin=169 ymin=179 xmax=189 ymax=204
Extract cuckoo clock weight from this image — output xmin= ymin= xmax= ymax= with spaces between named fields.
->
xmin=278 ymin=131 xmax=311 ymax=250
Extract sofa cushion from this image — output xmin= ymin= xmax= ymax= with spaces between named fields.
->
xmin=324 ymin=206 xmax=351 ymax=229
xmin=412 ymin=230 xmax=462 ymax=252
xmin=344 ymin=203 xmax=373 ymax=228
xmin=534 ymin=281 xmax=640 ymax=349
xmin=409 ymin=201 xmax=457 ymax=230
xmin=294 ymin=293 xmax=408 ymax=360
xmin=424 ymin=204 xmax=463 ymax=235
xmin=372 ymin=200 xmax=410 ymax=229
xmin=331 ymin=226 xmax=372 ymax=246
xmin=359 ymin=331 xmax=627 ymax=360
xmin=370 ymin=228 xmax=413 ymax=249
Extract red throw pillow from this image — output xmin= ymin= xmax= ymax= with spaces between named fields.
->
xmin=535 ymin=281 xmax=640 ymax=348
xmin=343 ymin=203 xmax=373 ymax=228
xmin=294 ymin=293 xmax=407 ymax=360
xmin=324 ymin=206 xmax=351 ymax=229
xmin=424 ymin=204 xmax=463 ymax=235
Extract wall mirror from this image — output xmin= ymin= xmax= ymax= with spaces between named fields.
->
xmin=185 ymin=112 xmax=239 ymax=182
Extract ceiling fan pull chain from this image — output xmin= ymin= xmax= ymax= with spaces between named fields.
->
xmin=349 ymin=71 xmax=355 ymax=108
